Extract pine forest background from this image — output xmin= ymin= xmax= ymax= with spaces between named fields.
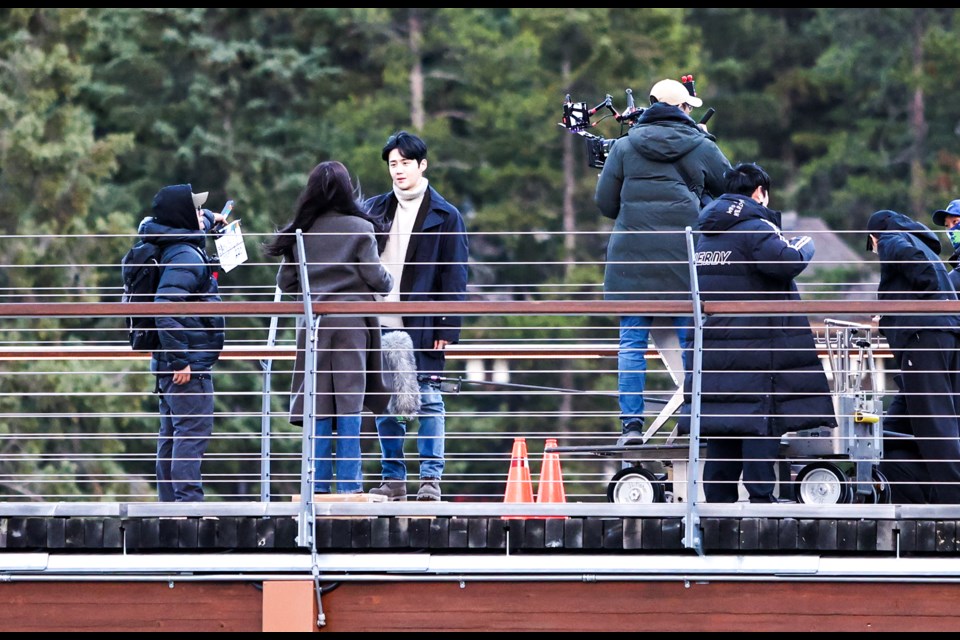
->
xmin=2 ymin=8 xmax=959 ymax=500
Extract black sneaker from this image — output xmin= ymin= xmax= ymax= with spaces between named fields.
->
xmin=616 ymin=420 xmax=644 ymax=447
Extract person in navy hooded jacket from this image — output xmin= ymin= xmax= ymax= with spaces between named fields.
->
xmin=867 ymin=209 xmax=960 ymax=503
xmin=678 ymin=163 xmax=836 ymax=503
xmin=138 ymin=184 xmax=227 ymax=502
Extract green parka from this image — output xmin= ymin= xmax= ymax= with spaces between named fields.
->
xmin=595 ymin=103 xmax=730 ymax=300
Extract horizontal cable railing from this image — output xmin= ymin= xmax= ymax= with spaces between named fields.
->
xmin=3 ymin=225 xmax=960 ymax=552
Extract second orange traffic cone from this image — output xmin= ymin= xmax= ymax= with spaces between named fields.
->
xmin=503 ymin=437 xmax=534 ymax=519
xmin=536 ymin=438 xmax=567 ymax=518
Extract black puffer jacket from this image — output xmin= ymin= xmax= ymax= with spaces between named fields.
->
xmin=140 ymin=184 xmax=225 ymax=374
xmin=677 ymin=194 xmax=836 ymax=437
xmin=868 ymin=209 xmax=960 ymax=349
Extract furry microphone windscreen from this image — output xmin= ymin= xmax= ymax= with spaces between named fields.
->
xmin=381 ymin=330 xmax=422 ymax=419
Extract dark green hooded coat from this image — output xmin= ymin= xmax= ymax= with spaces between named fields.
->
xmin=595 ymin=103 xmax=730 ymax=301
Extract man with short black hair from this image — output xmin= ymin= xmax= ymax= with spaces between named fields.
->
xmin=365 ymin=131 xmax=469 ymax=502
xmin=678 ymin=162 xmax=836 ymax=503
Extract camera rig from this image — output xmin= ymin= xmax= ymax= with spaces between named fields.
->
xmin=559 ymin=75 xmax=714 ymax=169
xmin=560 ymin=88 xmax=643 ymax=169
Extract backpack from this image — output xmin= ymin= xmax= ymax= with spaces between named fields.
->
xmin=121 ymin=240 xmax=205 ymax=352
xmin=121 ymin=241 xmax=165 ymax=352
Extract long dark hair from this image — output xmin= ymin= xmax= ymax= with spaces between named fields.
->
xmin=263 ymin=160 xmax=369 ymax=258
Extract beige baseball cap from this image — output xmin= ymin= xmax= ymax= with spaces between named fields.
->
xmin=192 ymin=191 xmax=209 ymax=208
xmin=649 ymin=78 xmax=702 ymax=108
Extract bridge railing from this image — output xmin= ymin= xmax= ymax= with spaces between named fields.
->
xmin=3 ymin=226 xmax=960 ymax=552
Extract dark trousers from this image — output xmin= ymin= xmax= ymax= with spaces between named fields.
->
xmin=879 ymin=331 xmax=960 ymax=503
xmin=703 ymin=436 xmax=781 ymax=502
xmin=879 ymin=444 xmax=931 ymax=504
xmin=156 ymin=375 xmax=214 ymax=502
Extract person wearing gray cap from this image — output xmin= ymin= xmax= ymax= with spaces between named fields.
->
xmin=139 ymin=184 xmax=227 ymax=502
xmin=932 ymin=199 xmax=960 ymax=291
xmin=866 ymin=209 xmax=960 ymax=503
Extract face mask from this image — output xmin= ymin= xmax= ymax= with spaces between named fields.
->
xmin=948 ymin=220 xmax=960 ymax=253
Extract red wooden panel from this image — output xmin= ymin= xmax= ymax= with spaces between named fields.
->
xmin=319 ymin=581 xmax=960 ymax=632
xmin=0 ymin=582 xmax=261 ymax=632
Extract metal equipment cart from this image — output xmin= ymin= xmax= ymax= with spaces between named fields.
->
xmin=548 ymin=318 xmax=890 ymax=504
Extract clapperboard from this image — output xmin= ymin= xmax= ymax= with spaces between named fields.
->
xmin=214 ymin=220 xmax=248 ymax=272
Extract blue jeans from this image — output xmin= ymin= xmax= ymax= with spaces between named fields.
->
xmin=375 ymin=380 xmax=445 ymax=481
xmin=156 ymin=375 xmax=214 ymax=502
xmin=618 ymin=315 xmax=691 ymax=429
xmin=313 ymin=415 xmax=363 ymax=494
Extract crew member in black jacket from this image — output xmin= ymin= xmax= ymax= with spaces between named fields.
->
xmin=678 ymin=163 xmax=836 ymax=503
xmin=139 ymin=184 xmax=226 ymax=502
xmin=868 ymin=209 xmax=960 ymax=504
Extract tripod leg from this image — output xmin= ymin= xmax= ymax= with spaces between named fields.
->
xmin=649 ymin=323 xmax=684 ymax=387
xmin=644 ymin=323 xmax=686 ymax=445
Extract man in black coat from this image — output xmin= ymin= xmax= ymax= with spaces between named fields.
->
xmin=364 ymin=131 xmax=469 ymax=502
xmin=140 ymin=184 xmax=226 ymax=502
xmin=867 ymin=209 xmax=960 ymax=503
xmin=678 ymin=163 xmax=836 ymax=503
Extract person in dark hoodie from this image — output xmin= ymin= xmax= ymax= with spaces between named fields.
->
xmin=139 ymin=184 xmax=227 ymax=502
xmin=677 ymin=163 xmax=836 ymax=503
xmin=866 ymin=209 xmax=960 ymax=504
xmin=595 ymin=77 xmax=731 ymax=446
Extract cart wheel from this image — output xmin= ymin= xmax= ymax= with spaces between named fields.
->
xmin=607 ymin=466 xmax=664 ymax=504
xmin=872 ymin=468 xmax=892 ymax=504
xmin=849 ymin=467 xmax=893 ymax=504
xmin=795 ymin=462 xmax=852 ymax=504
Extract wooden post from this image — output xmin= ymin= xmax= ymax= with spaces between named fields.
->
xmin=262 ymin=581 xmax=316 ymax=632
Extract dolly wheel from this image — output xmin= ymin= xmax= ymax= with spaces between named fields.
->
xmin=851 ymin=467 xmax=893 ymax=504
xmin=795 ymin=462 xmax=852 ymax=504
xmin=607 ymin=466 xmax=665 ymax=504
xmin=872 ymin=468 xmax=892 ymax=504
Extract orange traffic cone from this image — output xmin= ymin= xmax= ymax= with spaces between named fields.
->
xmin=536 ymin=438 xmax=567 ymax=518
xmin=503 ymin=437 xmax=534 ymax=519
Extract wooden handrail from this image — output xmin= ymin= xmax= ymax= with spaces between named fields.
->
xmin=0 ymin=298 xmax=955 ymax=318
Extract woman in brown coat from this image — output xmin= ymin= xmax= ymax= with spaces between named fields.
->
xmin=264 ymin=161 xmax=393 ymax=494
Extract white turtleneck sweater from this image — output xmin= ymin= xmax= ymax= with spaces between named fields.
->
xmin=380 ymin=178 xmax=428 ymax=328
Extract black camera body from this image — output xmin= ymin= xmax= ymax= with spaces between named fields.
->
xmin=584 ymin=136 xmax=617 ymax=169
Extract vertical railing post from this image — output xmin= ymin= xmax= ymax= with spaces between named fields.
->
xmin=684 ymin=226 xmax=704 ymax=554
xmin=294 ymin=230 xmax=317 ymax=551
xmin=259 ymin=284 xmax=283 ymax=502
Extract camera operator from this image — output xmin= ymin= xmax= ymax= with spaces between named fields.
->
xmin=595 ymin=77 xmax=731 ymax=446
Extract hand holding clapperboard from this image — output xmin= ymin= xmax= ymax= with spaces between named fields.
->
xmin=213 ymin=200 xmax=248 ymax=273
